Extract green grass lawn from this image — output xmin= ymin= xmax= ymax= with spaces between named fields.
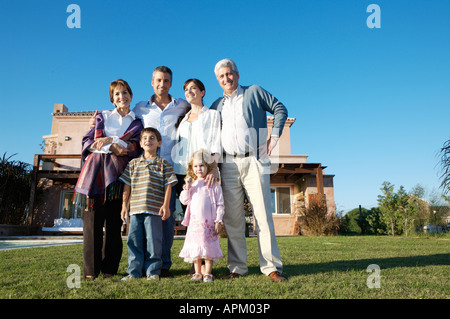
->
xmin=0 ymin=235 xmax=449 ymax=299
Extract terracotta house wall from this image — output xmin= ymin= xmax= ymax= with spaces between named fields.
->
xmin=271 ymin=182 xmax=298 ymax=236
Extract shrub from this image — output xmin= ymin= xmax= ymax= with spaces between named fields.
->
xmin=298 ymin=195 xmax=340 ymax=236
xmin=0 ymin=153 xmax=32 ymax=225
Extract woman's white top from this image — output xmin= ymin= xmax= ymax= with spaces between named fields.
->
xmin=172 ymin=106 xmax=221 ymax=175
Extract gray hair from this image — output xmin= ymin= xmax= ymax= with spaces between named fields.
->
xmin=214 ymin=58 xmax=239 ymax=77
xmin=153 ymin=66 xmax=173 ymax=81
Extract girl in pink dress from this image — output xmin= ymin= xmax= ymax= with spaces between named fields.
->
xmin=179 ymin=150 xmax=224 ymax=282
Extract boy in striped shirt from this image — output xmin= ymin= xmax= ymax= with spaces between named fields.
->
xmin=119 ymin=127 xmax=177 ymax=281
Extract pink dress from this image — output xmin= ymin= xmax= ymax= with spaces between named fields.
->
xmin=178 ymin=179 xmax=225 ymax=262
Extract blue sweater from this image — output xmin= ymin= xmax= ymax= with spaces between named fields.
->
xmin=210 ymin=85 xmax=288 ymax=155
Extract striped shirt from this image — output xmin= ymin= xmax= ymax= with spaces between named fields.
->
xmin=119 ymin=155 xmax=177 ymax=216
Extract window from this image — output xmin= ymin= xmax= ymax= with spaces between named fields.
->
xmin=60 ymin=191 xmax=83 ymax=219
xmin=270 ymin=187 xmax=292 ymax=215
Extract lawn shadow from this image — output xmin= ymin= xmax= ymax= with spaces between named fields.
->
xmin=283 ymin=253 xmax=450 ymax=276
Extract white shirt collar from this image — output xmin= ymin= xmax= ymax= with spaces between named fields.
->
xmin=149 ymin=94 xmax=175 ymax=107
xmin=180 ymin=105 xmax=208 ymax=122
xmin=224 ymin=85 xmax=243 ymax=100
xmin=111 ymin=107 xmax=136 ymax=120
xmin=192 ymin=105 xmax=208 ymax=114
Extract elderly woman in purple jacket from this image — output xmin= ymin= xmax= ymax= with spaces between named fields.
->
xmin=74 ymin=79 xmax=143 ymax=279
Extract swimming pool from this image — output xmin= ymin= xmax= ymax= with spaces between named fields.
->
xmin=0 ymin=238 xmax=83 ymax=250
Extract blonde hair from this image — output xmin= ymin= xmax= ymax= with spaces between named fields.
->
xmin=185 ymin=149 xmax=213 ymax=181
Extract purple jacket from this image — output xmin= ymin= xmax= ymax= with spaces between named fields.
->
xmin=75 ymin=111 xmax=143 ymax=198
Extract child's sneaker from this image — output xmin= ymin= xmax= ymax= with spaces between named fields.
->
xmin=121 ymin=274 xmax=135 ymax=282
xmin=191 ymin=273 xmax=202 ymax=281
xmin=203 ymin=274 xmax=213 ymax=283
xmin=147 ymin=274 xmax=159 ymax=281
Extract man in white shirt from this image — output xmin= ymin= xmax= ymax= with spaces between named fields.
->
xmin=211 ymin=59 xmax=288 ymax=282
xmin=133 ymin=67 xmax=188 ymax=166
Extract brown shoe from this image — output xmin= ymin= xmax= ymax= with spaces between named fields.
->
xmin=268 ymin=271 xmax=287 ymax=282
xmin=221 ymin=272 xmax=241 ymax=280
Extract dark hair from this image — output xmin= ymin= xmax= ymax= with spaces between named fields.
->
xmin=175 ymin=78 xmax=206 ymax=128
xmin=140 ymin=127 xmax=162 ymax=142
xmin=183 ymin=78 xmax=205 ymax=93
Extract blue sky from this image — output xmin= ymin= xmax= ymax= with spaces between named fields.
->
xmin=1 ymin=0 xmax=449 ymax=213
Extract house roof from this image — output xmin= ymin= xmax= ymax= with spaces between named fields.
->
xmin=52 ymin=111 xmax=96 ymax=116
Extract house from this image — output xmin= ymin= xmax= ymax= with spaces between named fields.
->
xmin=28 ymin=104 xmax=335 ymax=235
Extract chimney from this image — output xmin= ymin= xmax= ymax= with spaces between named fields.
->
xmin=53 ymin=104 xmax=68 ymax=113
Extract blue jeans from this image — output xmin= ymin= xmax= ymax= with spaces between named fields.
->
xmin=161 ymin=186 xmax=176 ymax=270
xmin=126 ymin=213 xmax=163 ymax=277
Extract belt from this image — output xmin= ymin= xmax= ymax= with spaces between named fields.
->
xmin=223 ymin=152 xmax=252 ymax=158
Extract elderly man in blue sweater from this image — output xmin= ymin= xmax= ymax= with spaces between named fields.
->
xmin=211 ymin=58 xmax=288 ymax=282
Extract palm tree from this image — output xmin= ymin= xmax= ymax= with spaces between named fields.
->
xmin=0 ymin=153 xmax=32 ymax=225
xmin=438 ymin=140 xmax=450 ymax=194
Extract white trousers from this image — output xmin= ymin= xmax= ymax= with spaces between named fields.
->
xmin=221 ymin=155 xmax=283 ymax=276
